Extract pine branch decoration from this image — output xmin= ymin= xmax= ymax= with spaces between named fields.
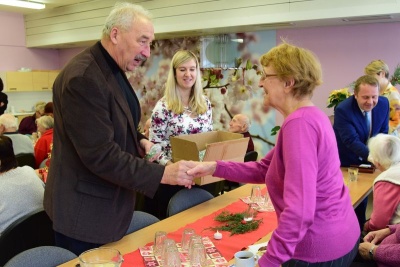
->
xmin=206 ymin=211 xmax=263 ymax=236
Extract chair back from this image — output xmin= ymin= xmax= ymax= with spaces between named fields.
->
xmin=167 ymin=188 xmax=214 ymax=217
xmin=3 ymin=246 xmax=76 ymax=267
xmin=126 ymin=211 xmax=160 ymax=234
xmin=0 ymin=209 xmax=55 ymax=266
xmin=15 ymin=153 xmax=36 ymax=168
xmin=244 ymin=151 xmax=258 ymax=162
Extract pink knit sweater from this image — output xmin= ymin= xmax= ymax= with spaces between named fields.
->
xmin=214 ymin=106 xmax=360 ymax=267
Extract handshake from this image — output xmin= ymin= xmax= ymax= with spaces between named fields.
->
xmin=161 ymin=160 xmax=218 ymax=188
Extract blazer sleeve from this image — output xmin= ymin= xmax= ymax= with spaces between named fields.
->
xmin=334 ymin=104 xmax=369 ymax=160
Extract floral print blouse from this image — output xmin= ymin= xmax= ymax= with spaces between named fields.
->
xmin=149 ymin=96 xmax=213 ymax=165
xmin=381 ymin=83 xmax=400 ymax=136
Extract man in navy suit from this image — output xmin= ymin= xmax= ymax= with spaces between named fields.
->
xmin=334 ymin=75 xmax=389 ymax=230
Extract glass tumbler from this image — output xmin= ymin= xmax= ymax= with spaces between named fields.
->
xmin=153 ymin=231 xmax=167 ymax=257
xmin=189 ymin=242 xmax=207 ymax=267
xmin=181 ymin=228 xmax=195 ymax=252
xmin=250 ymin=185 xmax=262 ymax=203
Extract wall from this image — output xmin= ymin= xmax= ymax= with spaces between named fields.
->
xmin=0 ymin=11 xmax=60 ymax=112
xmin=276 ymin=22 xmax=400 ymax=125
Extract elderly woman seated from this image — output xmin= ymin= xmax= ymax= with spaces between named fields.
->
xmin=0 ymin=135 xmax=44 ymax=235
xmin=363 ymin=133 xmax=400 ymax=233
xmin=34 ymin=115 xmax=54 ymax=168
xmin=353 ymin=225 xmax=400 ymax=267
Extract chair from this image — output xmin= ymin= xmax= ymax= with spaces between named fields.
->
xmin=126 ymin=211 xmax=160 ymax=234
xmin=244 ymin=151 xmax=258 ymax=162
xmin=3 ymin=246 xmax=76 ymax=267
xmin=167 ymin=188 xmax=214 ymax=217
xmin=0 ymin=209 xmax=55 ymax=266
xmin=15 ymin=153 xmax=36 ymax=168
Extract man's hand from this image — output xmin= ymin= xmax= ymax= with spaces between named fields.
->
xmin=162 ymin=160 xmax=196 ymax=188
xmin=139 ymin=138 xmax=154 ymax=154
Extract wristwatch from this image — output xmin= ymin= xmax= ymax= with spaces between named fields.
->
xmin=369 ymin=244 xmax=375 ymax=259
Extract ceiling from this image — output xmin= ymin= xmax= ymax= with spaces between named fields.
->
xmin=0 ymin=0 xmax=90 ymax=14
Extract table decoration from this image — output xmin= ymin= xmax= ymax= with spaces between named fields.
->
xmin=207 ymin=210 xmax=263 ymax=235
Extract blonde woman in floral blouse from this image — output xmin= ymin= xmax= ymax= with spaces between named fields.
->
xmin=365 ymin=60 xmax=400 ymax=136
xmin=145 ymin=50 xmax=213 ymax=219
xmin=149 ymin=50 xmax=213 ymax=166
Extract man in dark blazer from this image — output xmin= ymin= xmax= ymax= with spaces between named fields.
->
xmin=44 ymin=3 xmax=195 ymax=255
xmin=334 ymin=75 xmax=389 ymax=230
xmin=334 ymin=75 xmax=389 ymax=167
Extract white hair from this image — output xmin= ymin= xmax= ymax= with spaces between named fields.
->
xmin=0 ymin=114 xmax=18 ymax=129
xmin=36 ymin=115 xmax=54 ymax=130
xmin=368 ymin=133 xmax=400 ymax=170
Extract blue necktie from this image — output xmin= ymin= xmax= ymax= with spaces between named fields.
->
xmin=364 ymin=111 xmax=371 ymax=135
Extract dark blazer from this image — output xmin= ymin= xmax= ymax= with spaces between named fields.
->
xmin=44 ymin=42 xmax=165 ymax=244
xmin=333 ymin=95 xmax=389 ymax=167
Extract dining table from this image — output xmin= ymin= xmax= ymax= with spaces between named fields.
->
xmin=58 ymin=166 xmax=380 ymax=267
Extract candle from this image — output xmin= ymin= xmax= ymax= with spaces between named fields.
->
xmin=214 ymin=231 xmax=222 ymax=240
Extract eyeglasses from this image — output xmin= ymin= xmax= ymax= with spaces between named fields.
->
xmin=260 ymin=73 xmax=278 ymax=81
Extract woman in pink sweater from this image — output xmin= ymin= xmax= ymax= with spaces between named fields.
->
xmin=187 ymin=42 xmax=360 ymax=267
xmin=363 ymin=134 xmax=400 ymax=233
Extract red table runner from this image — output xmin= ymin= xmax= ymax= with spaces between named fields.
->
xmin=123 ymin=198 xmax=277 ymax=266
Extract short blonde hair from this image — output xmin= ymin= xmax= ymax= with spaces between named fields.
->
xmin=259 ymin=42 xmax=322 ymax=98
xmin=364 ymin=60 xmax=390 ymax=79
xmin=164 ymin=50 xmax=207 ymax=115
xmin=368 ymin=133 xmax=400 ymax=170
xmin=35 ymin=101 xmax=46 ymax=113
xmin=36 ymin=115 xmax=54 ymax=130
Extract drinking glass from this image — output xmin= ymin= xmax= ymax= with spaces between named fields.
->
xmin=161 ymin=238 xmax=176 ymax=262
xmin=188 ymin=235 xmax=203 ymax=257
xmin=250 ymin=185 xmax=262 ymax=203
xmin=243 ymin=204 xmax=256 ymax=222
xmin=153 ymin=231 xmax=167 ymax=257
xmin=79 ymin=247 xmax=123 ymax=267
xmin=348 ymin=167 xmax=359 ymax=182
xmin=189 ymin=242 xmax=207 ymax=267
xmin=181 ymin=228 xmax=195 ymax=252
xmin=163 ymin=245 xmax=181 ymax=267
xmin=259 ymin=191 xmax=275 ymax=212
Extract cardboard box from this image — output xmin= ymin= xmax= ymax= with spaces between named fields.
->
xmin=170 ymin=131 xmax=249 ymax=185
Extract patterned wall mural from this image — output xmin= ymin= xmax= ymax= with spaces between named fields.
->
xmin=127 ymin=31 xmax=277 ymax=157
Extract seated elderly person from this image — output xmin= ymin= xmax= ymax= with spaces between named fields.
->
xmin=363 ymin=134 xmax=400 ymax=233
xmin=34 ymin=115 xmax=54 ymax=168
xmin=352 ymin=225 xmax=400 ymax=267
xmin=18 ymin=101 xmax=46 ymax=135
xmin=0 ymin=114 xmax=34 ymax=155
xmin=0 ymin=135 xmax=44 ymax=235
xmin=229 ymin=114 xmax=254 ymax=152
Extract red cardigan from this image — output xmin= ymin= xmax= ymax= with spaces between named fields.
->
xmin=34 ymin=129 xmax=53 ymax=168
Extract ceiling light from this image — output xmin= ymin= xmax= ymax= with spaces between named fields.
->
xmin=0 ymin=0 xmax=45 ymax=10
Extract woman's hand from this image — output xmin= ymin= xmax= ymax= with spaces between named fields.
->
xmin=363 ymin=227 xmax=391 ymax=244
xmin=358 ymin=242 xmax=377 ymax=260
xmin=186 ymin=161 xmax=217 ymax=177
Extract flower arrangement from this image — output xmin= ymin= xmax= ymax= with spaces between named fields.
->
xmin=327 ymin=88 xmax=352 ymax=109
xmin=390 ymin=64 xmax=400 ymax=86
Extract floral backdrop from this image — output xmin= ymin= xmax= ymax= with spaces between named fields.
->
xmin=127 ymin=31 xmax=277 ymax=157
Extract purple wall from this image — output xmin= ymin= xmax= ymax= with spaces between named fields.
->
xmin=0 ymin=11 xmax=60 ymax=71
xmin=277 ymin=22 xmax=400 ymax=121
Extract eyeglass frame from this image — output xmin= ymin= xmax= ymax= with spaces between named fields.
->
xmin=260 ymin=72 xmax=278 ymax=81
